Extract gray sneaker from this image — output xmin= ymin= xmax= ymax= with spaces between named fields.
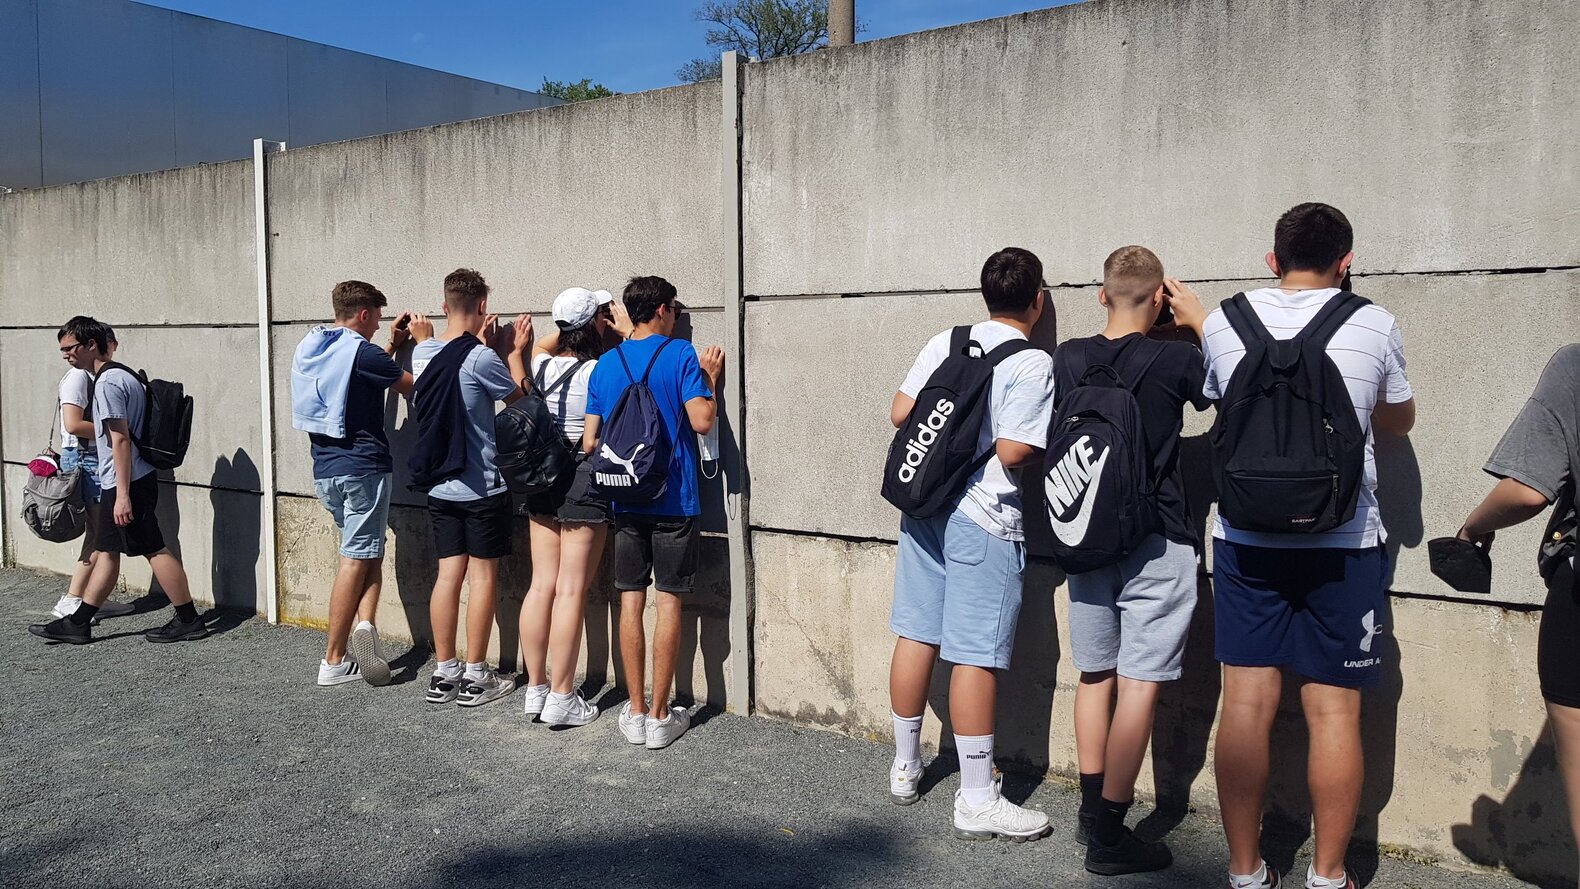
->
xmin=645 ymin=705 xmax=691 ymax=750
xmin=348 ymin=623 xmax=390 ymax=687
xmin=456 ymin=668 xmax=516 ymax=708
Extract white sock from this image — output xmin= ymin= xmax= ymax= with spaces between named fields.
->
xmin=57 ymin=595 xmax=80 ymax=614
xmin=463 ymin=661 xmax=487 ymax=678
xmin=548 ymin=689 xmax=573 ymax=703
xmin=1229 ymin=860 xmax=1270 ymax=888
xmin=1306 ymin=864 xmax=1347 ymax=889
xmin=892 ymin=712 xmax=923 ymax=768
xmin=435 ymin=658 xmax=462 ymax=677
xmin=955 ymin=733 xmax=995 ymax=807
xmin=354 ymin=619 xmax=374 ymax=632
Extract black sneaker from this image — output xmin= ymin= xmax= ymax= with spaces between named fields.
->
xmin=144 ymin=614 xmax=210 ymax=643
xmin=96 ymin=601 xmax=136 ymax=619
xmin=1075 ymin=809 xmax=1094 ymax=846
xmin=1084 ymin=826 xmax=1173 ymax=876
xmin=29 ymin=616 xmax=91 ymax=645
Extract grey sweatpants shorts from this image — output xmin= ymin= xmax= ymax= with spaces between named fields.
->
xmin=1066 ymin=534 xmax=1198 ymax=681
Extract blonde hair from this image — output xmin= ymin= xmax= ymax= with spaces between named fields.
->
xmin=1102 ymin=246 xmax=1164 ymax=307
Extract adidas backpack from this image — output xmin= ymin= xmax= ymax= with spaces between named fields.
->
xmin=1045 ymin=338 xmax=1166 ymax=574
xmin=1209 ymin=291 xmax=1369 ymax=534
xmin=96 ymin=362 xmax=194 ymax=471
xmin=589 ymin=339 xmax=674 ymax=503
xmin=495 ymin=358 xmax=587 ymax=495
xmin=881 ymin=327 xmax=1035 ymax=519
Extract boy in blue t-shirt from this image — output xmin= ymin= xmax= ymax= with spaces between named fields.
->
xmin=583 ymin=276 xmax=723 ymax=751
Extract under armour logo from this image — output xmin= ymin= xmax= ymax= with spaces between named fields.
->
xmin=1360 ymin=610 xmax=1381 ymax=653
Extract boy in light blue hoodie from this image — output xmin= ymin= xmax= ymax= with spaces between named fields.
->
xmin=290 ymin=280 xmax=427 ymax=687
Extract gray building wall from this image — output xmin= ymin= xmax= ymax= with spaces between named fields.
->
xmin=0 ymin=0 xmax=557 ymax=190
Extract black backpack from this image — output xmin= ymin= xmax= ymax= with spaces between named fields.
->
xmin=881 ymin=327 xmax=1035 ymax=519
xmin=1209 ymin=291 xmax=1369 ymax=534
xmin=495 ymin=358 xmax=588 ymax=495
xmin=96 ymin=362 xmax=193 ymax=471
xmin=589 ymin=339 xmax=675 ymax=503
xmin=1045 ymin=338 xmax=1166 ymax=574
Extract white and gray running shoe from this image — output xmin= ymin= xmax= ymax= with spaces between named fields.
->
xmin=618 ymin=702 xmax=648 ymax=745
xmin=457 ymin=668 xmax=516 ymax=708
xmin=426 ymin=670 xmax=464 ymax=704
xmin=542 ymin=692 xmax=600 ymax=727
xmin=890 ymin=759 xmax=923 ymax=806
xmin=317 ymin=658 xmax=362 ymax=687
xmin=952 ymin=779 xmax=1051 ymax=842
xmin=348 ymin=623 xmax=390 ymax=687
xmin=521 ymin=684 xmax=550 ymax=719
xmin=645 ymin=705 xmax=691 ymax=750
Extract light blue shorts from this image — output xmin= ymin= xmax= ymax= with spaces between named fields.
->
xmin=891 ymin=508 xmax=1026 ymax=670
xmin=59 ymin=447 xmax=101 ymax=503
xmin=314 ymin=473 xmax=392 ymax=560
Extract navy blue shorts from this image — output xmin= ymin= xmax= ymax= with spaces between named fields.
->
xmin=1212 ymin=540 xmax=1388 ymax=689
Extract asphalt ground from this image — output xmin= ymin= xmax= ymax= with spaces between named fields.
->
xmin=0 ymin=568 xmax=1535 ymax=889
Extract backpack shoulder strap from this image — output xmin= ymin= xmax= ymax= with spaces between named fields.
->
xmin=638 ymin=337 xmax=676 ymax=384
xmin=1221 ymin=293 xmax=1272 ymax=348
xmin=544 ymin=359 xmax=588 ymax=397
xmin=1118 ymin=338 xmax=1168 ymax=391
xmin=983 ymin=337 xmax=1036 ymax=367
xmin=1298 ymin=291 xmax=1372 ymax=348
xmin=949 ymin=325 xmax=974 ymax=358
xmin=612 ymin=343 xmax=637 ymax=386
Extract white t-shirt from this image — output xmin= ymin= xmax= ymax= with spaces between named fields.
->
xmin=899 ymin=320 xmax=1055 ymax=541
xmin=530 ymin=353 xmax=598 ymax=443
xmin=1202 ymin=287 xmax=1413 ymax=549
xmin=58 ymin=368 xmax=94 ymax=451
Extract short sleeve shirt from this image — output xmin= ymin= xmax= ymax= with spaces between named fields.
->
xmin=309 ymin=341 xmax=403 ymax=480
xmin=899 ymin=321 xmax=1055 ymax=541
xmin=530 ymin=353 xmax=598 ymax=443
xmin=411 ymin=339 xmax=519 ymax=501
xmin=59 ymin=368 xmax=94 ymax=451
xmin=92 ymin=366 xmax=157 ymax=489
xmin=585 ymin=335 xmax=712 ymax=517
xmin=1484 ymin=343 xmax=1580 ymax=505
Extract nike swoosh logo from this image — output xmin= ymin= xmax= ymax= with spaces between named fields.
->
xmin=1049 ymin=446 xmax=1110 ymax=547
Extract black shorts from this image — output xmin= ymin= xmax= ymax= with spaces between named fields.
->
xmin=613 ymin=514 xmax=699 ymax=594
xmin=1540 ymin=559 xmax=1580 ymax=708
xmin=95 ymin=472 xmax=166 ymax=557
xmin=523 ymin=455 xmax=611 ymax=525
xmin=429 ymin=492 xmax=513 ymax=560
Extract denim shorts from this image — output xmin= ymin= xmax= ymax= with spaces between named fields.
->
xmin=59 ymin=447 xmax=102 ymax=503
xmin=315 ymin=473 xmax=392 ymax=560
xmin=891 ymin=508 xmax=1026 ymax=670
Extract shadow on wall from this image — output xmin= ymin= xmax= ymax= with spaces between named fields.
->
xmin=210 ymin=450 xmax=261 ymax=612
xmin=1452 ymin=718 xmax=1576 ymax=888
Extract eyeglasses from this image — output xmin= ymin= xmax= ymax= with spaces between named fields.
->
xmin=59 ymin=341 xmax=89 ymax=354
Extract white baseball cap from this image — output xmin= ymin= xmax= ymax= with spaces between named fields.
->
xmin=551 ymin=287 xmax=614 ymax=330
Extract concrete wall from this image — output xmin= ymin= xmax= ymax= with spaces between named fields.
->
xmin=2 ymin=0 xmax=1578 ymax=883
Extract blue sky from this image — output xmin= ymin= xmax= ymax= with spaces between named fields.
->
xmin=138 ymin=1 xmax=1075 ymax=94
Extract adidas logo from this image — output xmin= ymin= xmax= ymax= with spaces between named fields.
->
xmin=896 ymin=398 xmax=955 ymax=483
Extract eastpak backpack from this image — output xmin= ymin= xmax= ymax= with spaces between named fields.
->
xmin=1045 ymin=338 xmax=1166 ymax=574
xmin=1209 ymin=291 xmax=1369 ymax=534
xmin=881 ymin=327 xmax=1035 ymax=519
xmin=589 ymin=339 xmax=675 ymax=503
xmin=97 ymin=362 xmax=194 ymax=471
xmin=495 ymin=358 xmax=588 ymax=495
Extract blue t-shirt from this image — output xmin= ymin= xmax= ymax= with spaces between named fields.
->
xmin=309 ymin=341 xmax=403 ymax=480
xmin=585 ymin=335 xmax=712 ymax=517
xmin=411 ymin=337 xmax=519 ymax=501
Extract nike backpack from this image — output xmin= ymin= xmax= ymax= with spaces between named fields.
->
xmin=1209 ymin=291 xmax=1369 ymax=534
xmin=495 ymin=358 xmax=587 ymax=495
xmin=881 ymin=327 xmax=1035 ymax=519
xmin=1045 ymin=339 xmax=1165 ymax=574
xmin=589 ymin=339 xmax=674 ymax=503
xmin=97 ymin=362 xmax=194 ymax=471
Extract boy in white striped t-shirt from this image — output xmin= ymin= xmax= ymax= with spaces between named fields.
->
xmin=1201 ymin=203 xmax=1416 ymax=889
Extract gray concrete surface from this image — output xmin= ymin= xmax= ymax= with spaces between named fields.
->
xmin=0 ymin=567 xmax=1536 ymax=889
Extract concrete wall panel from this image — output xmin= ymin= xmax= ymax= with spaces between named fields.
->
xmin=0 ymin=161 xmax=256 ymax=324
xmin=265 ymin=82 xmax=723 ymax=323
xmin=742 ymin=0 xmax=1580 ymax=296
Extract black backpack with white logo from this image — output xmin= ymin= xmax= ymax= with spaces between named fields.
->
xmin=1209 ymin=291 xmax=1369 ymax=534
xmin=1045 ymin=338 xmax=1165 ymax=574
xmin=495 ymin=358 xmax=587 ymax=495
xmin=590 ymin=339 xmax=674 ymax=503
xmin=96 ymin=362 xmax=194 ymax=471
xmin=882 ymin=327 xmax=1035 ymax=519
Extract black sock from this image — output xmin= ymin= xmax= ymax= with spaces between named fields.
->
xmin=174 ymin=602 xmax=199 ymax=623
xmin=67 ymin=604 xmax=99 ymax=626
xmin=1079 ymin=772 xmax=1105 ymax=817
xmin=1094 ymin=797 xmax=1133 ymax=846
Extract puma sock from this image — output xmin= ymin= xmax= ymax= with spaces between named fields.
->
xmin=1229 ymin=861 xmax=1271 ymax=889
xmin=892 ymin=712 xmax=923 ymax=768
xmin=955 ymin=733 xmax=995 ymax=807
xmin=67 ymin=603 xmax=99 ymax=626
xmin=1094 ymin=797 xmax=1132 ymax=846
xmin=174 ymin=602 xmax=199 ymax=623
xmin=1078 ymin=772 xmax=1105 ymax=818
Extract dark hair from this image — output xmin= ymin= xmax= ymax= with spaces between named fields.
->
xmin=558 ymin=324 xmax=604 ymax=361
xmin=980 ymin=247 xmax=1043 ymax=315
xmin=443 ymin=268 xmax=489 ymax=311
xmin=331 ymin=280 xmax=387 ymax=320
xmin=623 ymin=275 xmax=677 ymax=325
xmin=57 ymin=315 xmax=111 ymax=356
xmin=1273 ymin=203 xmax=1353 ymax=273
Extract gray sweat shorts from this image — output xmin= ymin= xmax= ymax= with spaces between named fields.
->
xmin=1066 ymin=534 xmax=1199 ymax=681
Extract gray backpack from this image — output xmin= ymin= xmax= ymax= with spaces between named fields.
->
xmin=21 ymin=400 xmax=87 ymax=543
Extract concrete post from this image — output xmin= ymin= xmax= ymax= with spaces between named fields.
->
xmin=720 ymin=51 xmax=753 ymax=715
xmin=253 ymin=138 xmax=285 ymax=624
xmin=828 ymin=0 xmax=855 ymax=46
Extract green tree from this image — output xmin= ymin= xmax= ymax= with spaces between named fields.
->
xmin=676 ymin=0 xmax=831 ymax=83
xmin=539 ymin=77 xmax=616 ymax=103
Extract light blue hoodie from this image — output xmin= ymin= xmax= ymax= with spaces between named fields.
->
xmin=291 ymin=325 xmax=363 ymax=437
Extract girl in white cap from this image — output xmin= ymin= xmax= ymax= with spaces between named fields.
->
xmin=519 ymin=287 xmax=632 ymax=726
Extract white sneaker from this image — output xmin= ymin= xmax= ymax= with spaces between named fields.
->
xmin=456 ymin=668 xmax=516 ymax=708
xmin=521 ymin=684 xmax=550 ymax=718
xmin=51 ymin=595 xmax=79 ymax=619
xmin=645 ymin=705 xmax=691 ymax=750
xmin=348 ymin=622 xmax=390 ymax=687
xmin=953 ymin=778 xmax=1051 ymax=842
xmin=618 ymin=702 xmax=648 ymax=745
xmin=317 ymin=658 xmax=363 ymax=687
xmin=890 ymin=759 xmax=923 ymax=805
xmin=542 ymin=691 xmax=600 ymax=727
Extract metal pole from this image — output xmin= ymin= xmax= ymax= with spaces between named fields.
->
xmin=719 ymin=51 xmax=753 ymax=715
xmin=253 ymin=138 xmax=284 ymax=624
xmin=828 ymin=0 xmax=854 ymax=46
